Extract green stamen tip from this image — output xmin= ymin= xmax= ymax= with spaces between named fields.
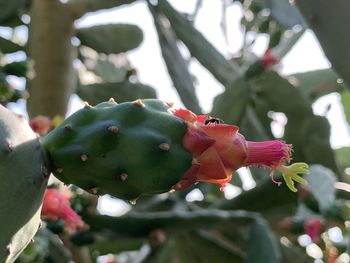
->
xmin=278 ymin=162 xmax=309 ymax=192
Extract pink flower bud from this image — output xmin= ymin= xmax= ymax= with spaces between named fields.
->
xmin=261 ymin=49 xmax=279 ymax=68
xmin=304 ymin=218 xmax=324 ymax=243
xmin=29 ymin=115 xmax=52 ymax=135
xmin=41 ymin=188 xmax=86 ymax=234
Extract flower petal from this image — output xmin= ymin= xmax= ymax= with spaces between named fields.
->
xmin=200 ymin=124 xmax=239 ymax=140
xmin=172 ymin=164 xmax=200 ymax=191
xmin=174 ymin=109 xmax=197 ymax=123
xmin=197 ymin=147 xmax=232 ymax=184
xmin=182 ymin=126 xmax=216 ymax=156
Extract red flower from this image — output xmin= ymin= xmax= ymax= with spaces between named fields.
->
xmin=261 ymin=49 xmax=279 ymax=68
xmin=173 ymin=109 xmax=309 ymax=192
xmin=41 ymin=188 xmax=85 ymax=234
xmin=304 ymin=218 xmax=324 ymax=243
xmin=29 ymin=115 xmax=53 ymax=135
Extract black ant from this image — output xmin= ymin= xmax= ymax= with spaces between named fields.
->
xmin=204 ymin=116 xmax=223 ymax=125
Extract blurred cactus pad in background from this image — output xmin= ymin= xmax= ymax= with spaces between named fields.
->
xmin=1 ymin=0 xmax=350 ymax=262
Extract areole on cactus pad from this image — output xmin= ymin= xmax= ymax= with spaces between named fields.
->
xmin=42 ymin=98 xmax=309 ymax=201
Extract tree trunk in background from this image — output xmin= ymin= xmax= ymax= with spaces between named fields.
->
xmin=27 ymin=0 xmax=76 ymax=118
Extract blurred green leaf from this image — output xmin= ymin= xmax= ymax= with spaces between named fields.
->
xmin=77 ymin=24 xmax=143 ymax=54
xmin=299 ymin=115 xmax=338 ymax=173
xmin=83 ymin=210 xmax=258 ymax=237
xmin=289 ymin=68 xmax=344 ymax=101
xmin=156 ymin=0 xmax=241 ymax=86
xmin=145 ymin=231 xmax=242 ymax=263
xmin=211 ymin=78 xmax=250 ymax=125
xmin=303 ymin=165 xmax=336 ymax=212
xmin=0 ymin=36 xmax=23 ymax=53
xmin=341 ymin=90 xmax=350 ymax=125
xmin=335 ymin=147 xmax=350 ymax=174
xmin=295 ymin=1 xmax=350 ymax=88
xmin=266 ymin=0 xmax=304 ymax=27
xmin=250 ymin=71 xmax=311 ymax=118
xmin=0 ymin=0 xmax=25 ymax=24
xmin=3 ymin=60 xmax=27 ymax=77
xmin=20 ymin=229 xmax=72 ymax=263
xmin=91 ymin=58 xmax=128 ymax=83
xmin=77 ymin=81 xmax=156 ymax=105
xmin=88 ymin=239 xmax=145 ymax=258
xmin=240 ymin=106 xmax=271 ymax=141
xmin=246 ymin=219 xmax=282 ymax=263
xmin=150 ymin=4 xmax=201 ymax=113
xmin=249 ymin=94 xmax=275 ymax=138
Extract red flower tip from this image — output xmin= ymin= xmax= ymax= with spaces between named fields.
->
xmin=304 ymin=218 xmax=324 ymax=243
xmin=261 ymin=49 xmax=279 ymax=68
xmin=173 ymin=108 xmax=308 ymax=192
xmin=173 ymin=109 xmax=197 ymax=123
xmin=29 ymin=115 xmax=53 ymax=135
xmin=41 ymin=188 xmax=86 ymax=234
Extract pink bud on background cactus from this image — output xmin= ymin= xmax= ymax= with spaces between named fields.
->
xmin=173 ymin=108 xmax=309 ymax=192
xmin=304 ymin=218 xmax=324 ymax=243
xmin=261 ymin=49 xmax=279 ymax=68
xmin=41 ymin=188 xmax=86 ymax=234
xmin=29 ymin=115 xmax=53 ymax=136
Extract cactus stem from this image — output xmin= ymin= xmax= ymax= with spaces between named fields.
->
xmin=107 ymin=125 xmax=119 ymax=133
xmin=80 ymin=154 xmax=88 ymax=162
xmin=90 ymin=187 xmax=99 ymax=194
xmin=133 ymin=99 xmax=144 ymax=107
xmin=128 ymin=198 xmax=138 ymax=205
xmin=56 ymin=167 xmax=63 ymax=173
xmin=108 ymin=98 xmax=117 ymax=104
xmin=64 ymin=124 xmax=72 ymax=130
xmin=119 ymin=173 xmax=128 ymax=181
xmin=159 ymin=143 xmax=170 ymax=151
xmin=84 ymin=102 xmax=92 ymax=108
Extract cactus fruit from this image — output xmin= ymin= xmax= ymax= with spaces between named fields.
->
xmin=42 ymin=99 xmax=309 ymax=201
xmin=0 ymin=105 xmax=48 ymax=263
xmin=42 ymin=99 xmax=193 ymax=200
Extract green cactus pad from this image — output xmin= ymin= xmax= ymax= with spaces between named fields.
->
xmin=42 ymin=99 xmax=192 ymax=200
xmin=0 ymin=105 xmax=48 ymax=263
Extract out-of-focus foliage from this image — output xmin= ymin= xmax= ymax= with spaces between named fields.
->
xmin=0 ymin=0 xmax=349 ymax=262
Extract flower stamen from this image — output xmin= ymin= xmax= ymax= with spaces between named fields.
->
xmin=269 ymin=170 xmax=282 ymax=186
xmin=275 ymin=162 xmax=309 ymax=192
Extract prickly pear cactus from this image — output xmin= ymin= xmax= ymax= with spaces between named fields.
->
xmin=42 ymin=99 xmax=192 ymax=200
xmin=0 ymin=105 xmax=49 ymax=263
